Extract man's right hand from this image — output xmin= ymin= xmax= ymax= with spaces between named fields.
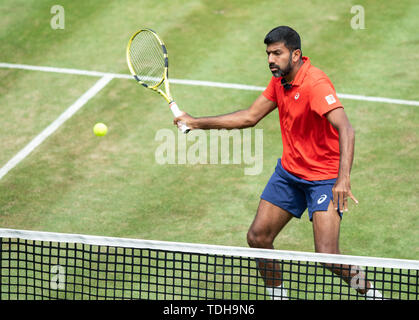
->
xmin=174 ymin=113 xmax=196 ymax=130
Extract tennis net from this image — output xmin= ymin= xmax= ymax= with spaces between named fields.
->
xmin=0 ymin=228 xmax=418 ymax=300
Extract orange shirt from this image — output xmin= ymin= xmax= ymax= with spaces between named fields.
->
xmin=263 ymin=57 xmax=343 ymax=181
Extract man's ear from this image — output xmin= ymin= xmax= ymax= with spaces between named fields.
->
xmin=293 ymin=49 xmax=302 ymax=62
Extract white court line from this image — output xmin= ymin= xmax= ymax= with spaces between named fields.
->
xmin=0 ymin=62 xmax=128 ymax=79
xmin=1 ymin=62 xmax=419 ymax=106
xmin=0 ymin=75 xmax=113 ymax=181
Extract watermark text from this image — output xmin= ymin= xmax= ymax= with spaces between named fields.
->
xmin=155 ymin=128 xmax=263 ymax=175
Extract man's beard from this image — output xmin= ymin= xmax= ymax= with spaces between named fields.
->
xmin=269 ymin=52 xmax=293 ymax=78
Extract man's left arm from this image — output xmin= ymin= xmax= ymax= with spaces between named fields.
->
xmin=325 ymin=107 xmax=359 ymax=213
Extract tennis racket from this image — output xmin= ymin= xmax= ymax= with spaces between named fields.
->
xmin=126 ymin=28 xmax=190 ymax=133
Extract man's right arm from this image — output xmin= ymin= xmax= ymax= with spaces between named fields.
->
xmin=173 ymin=94 xmax=277 ymax=130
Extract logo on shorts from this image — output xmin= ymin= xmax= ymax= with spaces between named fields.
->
xmin=325 ymin=94 xmax=336 ymax=105
xmin=317 ymin=194 xmax=327 ymax=204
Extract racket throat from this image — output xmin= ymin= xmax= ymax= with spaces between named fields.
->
xmin=133 ymin=75 xmax=148 ymax=87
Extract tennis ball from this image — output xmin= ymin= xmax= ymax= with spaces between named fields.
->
xmin=93 ymin=123 xmax=108 ymax=136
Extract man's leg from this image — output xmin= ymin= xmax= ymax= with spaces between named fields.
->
xmin=312 ymin=201 xmax=381 ymax=298
xmin=312 ymin=200 xmax=341 ymax=255
xmin=247 ymin=199 xmax=293 ymax=297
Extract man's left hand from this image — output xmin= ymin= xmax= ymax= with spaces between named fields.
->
xmin=332 ymin=176 xmax=358 ymax=213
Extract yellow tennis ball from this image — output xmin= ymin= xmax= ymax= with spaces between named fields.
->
xmin=93 ymin=123 xmax=108 ymax=136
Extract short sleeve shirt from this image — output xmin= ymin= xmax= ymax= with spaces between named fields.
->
xmin=263 ymin=57 xmax=343 ymax=180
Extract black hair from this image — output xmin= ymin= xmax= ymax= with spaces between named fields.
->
xmin=264 ymin=26 xmax=302 ymax=53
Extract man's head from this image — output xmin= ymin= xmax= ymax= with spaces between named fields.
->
xmin=264 ymin=26 xmax=302 ymax=78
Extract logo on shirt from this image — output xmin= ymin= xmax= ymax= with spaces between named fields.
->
xmin=325 ymin=94 xmax=336 ymax=105
xmin=317 ymin=194 xmax=327 ymax=205
xmin=294 ymin=92 xmax=300 ymax=100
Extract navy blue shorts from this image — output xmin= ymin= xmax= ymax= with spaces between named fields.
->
xmin=260 ymin=159 xmax=341 ymax=221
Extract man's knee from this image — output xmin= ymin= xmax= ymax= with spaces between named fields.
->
xmin=247 ymin=229 xmax=274 ymax=249
xmin=315 ymin=243 xmax=340 ymax=255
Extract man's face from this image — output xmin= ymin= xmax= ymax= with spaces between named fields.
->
xmin=266 ymin=42 xmax=294 ymax=78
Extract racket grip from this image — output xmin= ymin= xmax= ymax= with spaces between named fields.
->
xmin=170 ymin=102 xmax=190 ymax=134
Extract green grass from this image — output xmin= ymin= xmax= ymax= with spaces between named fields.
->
xmin=0 ymin=0 xmax=418 ymax=277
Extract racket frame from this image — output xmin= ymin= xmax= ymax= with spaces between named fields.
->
xmin=126 ymin=28 xmax=189 ymax=133
xmin=127 ymin=28 xmax=174 ymax=103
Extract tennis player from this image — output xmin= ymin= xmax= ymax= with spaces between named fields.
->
xmin=174 ymin=26 xmax=382 ymax=300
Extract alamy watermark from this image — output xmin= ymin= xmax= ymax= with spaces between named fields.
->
xmin=50 ymin=5 xmax=65 ymax=30
xmin=350 ymin=265 xmax=367 ymax=291
xmin=50 ymin=265 xmax=65 ymax=290
xmin=350 ymin=5 xmax=365 ymax=30
xmin=155 ymin=128 xmax=264 ymax=175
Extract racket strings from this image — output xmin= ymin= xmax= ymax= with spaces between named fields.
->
xmin=129 ymin=31 xmax=165 ymax=87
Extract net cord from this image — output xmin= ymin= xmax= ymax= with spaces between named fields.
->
xmin=0 ymin=228 xmax=418 ymax=270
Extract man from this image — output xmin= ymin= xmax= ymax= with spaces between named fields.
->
xmin=174 ymin=26 xmax=381 ymax=300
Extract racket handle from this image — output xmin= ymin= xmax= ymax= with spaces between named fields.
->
xmin=170 ymin=102 xmax=190 ymax=134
